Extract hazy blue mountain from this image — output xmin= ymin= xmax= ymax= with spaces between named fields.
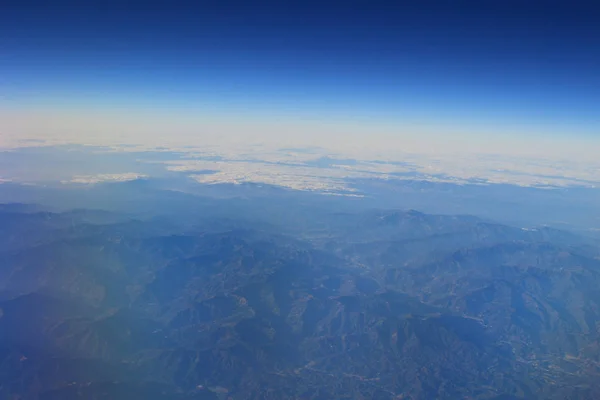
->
xmin=1 ymin=186 xmax=600 ymax=399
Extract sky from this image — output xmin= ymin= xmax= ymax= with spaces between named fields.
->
xmin=1 ymin=0 xmax=599 ymax=154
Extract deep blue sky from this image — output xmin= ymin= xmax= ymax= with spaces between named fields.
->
xmin=2 ymin=0 xmax=599 ymax=136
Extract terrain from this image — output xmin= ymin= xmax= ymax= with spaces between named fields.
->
xmin=1 ymin=183 xmax=600 ymax=399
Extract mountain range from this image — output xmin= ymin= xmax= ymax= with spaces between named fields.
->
xmin=1 ymin=185 xmax=600 ymax=399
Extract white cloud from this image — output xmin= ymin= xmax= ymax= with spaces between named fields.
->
xmin=2 ymin=107 xmax=599 ymax=189
xmin=62 ymin=173 xmax=147 ymax=185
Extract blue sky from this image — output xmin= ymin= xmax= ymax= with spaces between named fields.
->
xmin=1 ymin=0 xmax=599 ymax=140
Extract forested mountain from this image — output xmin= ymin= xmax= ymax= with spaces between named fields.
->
xmin=1 ymin=188 xmax=600 ymax=399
